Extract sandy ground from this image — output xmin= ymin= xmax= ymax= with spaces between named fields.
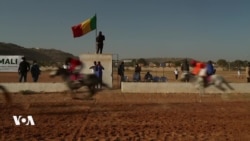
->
xmin=0 ymin=71 xmax=250 ymax=141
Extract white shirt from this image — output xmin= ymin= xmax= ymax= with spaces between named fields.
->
xmin=174 ymin=69 xmax=178 ymax=75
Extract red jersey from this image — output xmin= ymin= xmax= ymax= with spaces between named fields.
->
xmin=68 ymin=58 xmax=82 ymax=72
xmin=192 ymin=62 xmax=205 ymax=75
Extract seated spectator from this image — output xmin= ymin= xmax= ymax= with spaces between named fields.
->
xmin=153 ymin=76 xmax=160 ymax=82
xmin=144 ymin=71 xmax=153 ymax=82
xmin=160 ymin=76 xmax=167 ymax=82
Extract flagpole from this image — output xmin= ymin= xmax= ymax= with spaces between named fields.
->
xmin=95 ymin=13 xmax=97 ymax=37
xmin=95 ymin=13 xmax=97 ymax=54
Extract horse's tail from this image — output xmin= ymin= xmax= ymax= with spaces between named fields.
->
xmin=213 ymin=75 xmax=234 ymax=91
xmin=0 ymin=85 xmax=12 ymax=104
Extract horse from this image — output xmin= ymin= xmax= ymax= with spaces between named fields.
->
xmin=0 ymin=85 xmax=12 ymax=104
xmin=180 ymin=72 xmax=234 ymax=102
xmin=181 ymin=71 xmax=234 ymax=91
xmin=50 ymin=67 xmax=110 ymax=97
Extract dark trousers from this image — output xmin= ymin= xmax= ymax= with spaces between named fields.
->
xmin=119 ymin=74 xmax=125 ymax=88
xmin=175 ymin=74 xmax=178 ymax=80
xmin=32 ymin=75 xmax=39 ymax=82
xmin=120 ymin=75 xmax=125 ymax=82
xmin=97 ymin=75 xmax=103 ymax=89
xmin=96 ymin=44 xmax=103 ymax=54
xmin=19 ymin=72 xmax=27 ymax=82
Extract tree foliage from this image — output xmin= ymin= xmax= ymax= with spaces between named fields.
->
xmin=137 ymin=58 xmax=148 ymax=66
xmin=216 ymin=59 xmax=228 ymax=68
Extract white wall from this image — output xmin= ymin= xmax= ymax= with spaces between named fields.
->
xmin=79 ymin=53 xmax=113 ymax=88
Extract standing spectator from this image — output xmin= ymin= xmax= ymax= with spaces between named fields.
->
xmin=30 ymin=60 xmax=41 ymax=82
xmin=237 ymin=67 xmax=241 ymax=79
xmin=96 ymin=31 xmax=105 ymax=54
xmin=89 ymin=61 xmax=98 ymax=88
xmin=134 ymin=64 xmax=141 ymax=81
xmin=89 ymin=61 xmax=97 ymax=74
xmin=118 ymin=61 xmax=125 ymax=86
xmin=96 ymin=61 xmax=104 ymax=89
xmin=181 ymin=58 xmax=190 ymax=72
xmin=174 ymin=68 xmax=179 ymax=80
xmin=31 ymin=60 xmax=41 ymax=82
xmin=246 ymin=62 xmax=250 ymax=82
xmin=18 ymin=57 xmax=30 ymax=82
xmin=181 ymin=58 xmax=190 ymax=82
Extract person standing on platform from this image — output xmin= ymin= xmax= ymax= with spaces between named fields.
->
xmin=96 ymin=31 xmax=105 ymax=54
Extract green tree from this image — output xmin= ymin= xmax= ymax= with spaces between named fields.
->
xmin=231 ymin=60 xmax=244 ymax=68
xmin=137 ymin=58 xmax=148 ymax=66
xmin=174 ymin=60 xmax=181 ymax=67
xmin=216 ymin=59 xmax=228 ymax=68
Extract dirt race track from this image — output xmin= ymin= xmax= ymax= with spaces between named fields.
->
xmin=0 ymin=71 xmax=250 ymax=141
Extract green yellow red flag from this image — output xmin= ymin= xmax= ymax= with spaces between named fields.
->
xmin=71 ymin=15 xmax=96 ymax=38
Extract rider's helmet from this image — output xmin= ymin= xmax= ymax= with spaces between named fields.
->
xmin=190 ymin=59 xmax=197 ymax=67
xmin=207 ymin=60 xmax=212 ymax=64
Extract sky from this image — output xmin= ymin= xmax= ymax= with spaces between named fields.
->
xmin=1 ymin=0 xmax=250 ymax=61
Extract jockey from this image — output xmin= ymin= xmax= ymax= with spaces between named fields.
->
xmin=65 ymin=57 xmax=83 ymax=81
xmin=190 ymin=59 xmax=207 ymax=86
xmin=190 ymin=60 xmax=206 ymax=76
xmin=206 ymin=60 xmax=216 ymax=76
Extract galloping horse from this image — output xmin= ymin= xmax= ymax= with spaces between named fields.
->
xmin=0 ymin=85 xmax=12 ymax=104
xmin=180 ymin=72 xmax=234 ymax=102
xmin=50 ymin=67 xmax=109 ymax=97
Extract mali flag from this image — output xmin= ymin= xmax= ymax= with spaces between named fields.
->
xmin=71 ymin=15 xmax=96 ymax=38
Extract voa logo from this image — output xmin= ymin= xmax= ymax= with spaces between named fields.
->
xmin=13 ymin=115 xmax=35 ymax=126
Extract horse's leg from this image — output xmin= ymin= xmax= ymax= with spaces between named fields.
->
xmin=216 ymin=85 xmax=226 ymax=91
xmin=223 ymin=80 xmax=234 ymax=90
xmin=197 ymin=76 xmax=205 ymax=102
xmin=214 ymin=80 xmax=226 ymax=91
xmin=0 ymin=85 xmax=12 ymax=104
xmin=198 ymin=86 xmax=205 ymax=103
xmin=88 ymin=85 xmax=96 ymax=96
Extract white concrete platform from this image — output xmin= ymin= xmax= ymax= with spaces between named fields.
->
xmin=79 ymin=53 xmax=113 ymax=88
xmin=0 ymin=83 xmax=68 ymax=93
xmin=121 ymin=82 xmax=250 ymax=94
xmin=1 ymin=82 xmax=249 ymax=94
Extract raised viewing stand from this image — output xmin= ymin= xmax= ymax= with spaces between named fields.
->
xmin=121 ymin=82 xmax=250 ymax=94
xmin=79 ymin=53 xmax=113 ymax=88
xmin=0 ymin=83 xmax=68 ymax=93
